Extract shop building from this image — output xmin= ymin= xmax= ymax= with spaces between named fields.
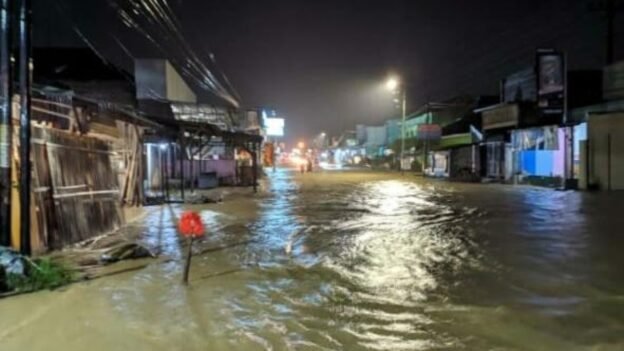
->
xmin=426 ymin=97 xmax=497 ymax=180
xmin=571 ymin=60 xmax=624 ymax=190
xmin=476 ymin=50 xmax=602 ymax=187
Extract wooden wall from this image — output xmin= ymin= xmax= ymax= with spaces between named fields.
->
xmin=9 ymin=95 xmax=148 ymax=253
xmin=32 ymin=127 xmax=123 ymax=250
xmin=113 ymin=121 xmax=144 ymax=207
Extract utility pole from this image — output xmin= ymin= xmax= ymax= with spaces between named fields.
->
xmin=400 ymin=87 xmax=406 ymax=173
xmin=18 ymin=0 xmax=31 ymax=255
xmin=385 ymin=77 xmax=406 ymax=172
xmin=0 ymin=0 xmax=13 ymax=247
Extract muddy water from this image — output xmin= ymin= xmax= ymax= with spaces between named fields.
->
xmin=2 ymin=169 xmax=624 ymax=350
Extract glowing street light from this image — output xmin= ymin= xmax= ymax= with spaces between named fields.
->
xmin=385 ymin=76 xmax=407 ymax=173
xmin=386 ymin=77 xmax=399 ymax=92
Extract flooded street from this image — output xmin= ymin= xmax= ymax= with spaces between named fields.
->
xmin=1 ymin=169 xmax=624 ymax=350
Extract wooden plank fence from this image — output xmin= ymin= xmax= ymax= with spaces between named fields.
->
xmin=32 ymin=127 xmax=123 ymax=250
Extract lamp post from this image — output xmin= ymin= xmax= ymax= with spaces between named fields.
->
xmin=386 ymin=78 xmax=406 ymax=172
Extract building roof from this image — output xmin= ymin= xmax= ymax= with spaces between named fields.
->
xmin=150 ymin=118 xmax=263 ymax=144
xmin=33 ymin=47 xmax=136 ymax=106
xmin=33 ymin=48 xmax=238 ymax=109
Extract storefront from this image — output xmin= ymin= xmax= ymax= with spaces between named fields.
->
xmin=425 ymin=151 xmax=449 ymax=177
xmin=450 ymin=144 xmax=481 ymax=180
xmin=584 ymin=112 xmax=624 ymax=190
xmin=426 ymin=133 xmax=480 ymax=180
xmin=511 ymin=125 xmax=565 ymax=186
xmin=479 ymin=103 xmax=520 ymax=181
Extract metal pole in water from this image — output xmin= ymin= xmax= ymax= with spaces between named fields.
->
xmin=189 ymin=141 xmax=194 ymax=194
xmin=252 ymin=142 xmax=258 ymax=193
xmin=179 ymin=135 xmax=185 ymax=201
xmin=165 ymin=143 xmax=171 ymax=202
xmin=160 ymin=145 xmax=166 ymax=201
xmin=182 ymin=237 xmax=193 ymax=284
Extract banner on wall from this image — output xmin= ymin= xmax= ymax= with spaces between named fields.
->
xmin=417 ymin=124 xmax=442 ymax=141
xmin=513 ymin=126 xmax=559 ymax=151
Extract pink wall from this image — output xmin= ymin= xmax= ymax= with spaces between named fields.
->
xmin=170 ymin=159 xmax=236 ymax=180
xmin=553 ymin=128 xmax=565 ymax=176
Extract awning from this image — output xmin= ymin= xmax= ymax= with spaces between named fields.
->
xmin=436 ymin=133 xmax=473 ymax=150
xmin=154 ymin=118 xmax=263 ymax=144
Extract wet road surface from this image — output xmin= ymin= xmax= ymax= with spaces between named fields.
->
xmin=1 ymin=169 xmax=624 ymax=350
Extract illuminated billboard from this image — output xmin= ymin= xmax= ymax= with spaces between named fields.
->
xmin=537 ymin=52 xmax=564 ymax=96
xmin=536 ymin=49 xmax=565 ymax=120
xmin=265 ymin=117 xmax=285 ymax=137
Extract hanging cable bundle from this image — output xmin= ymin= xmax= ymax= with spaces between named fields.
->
xmin=55 ymin=0 xmax=240 ymax=108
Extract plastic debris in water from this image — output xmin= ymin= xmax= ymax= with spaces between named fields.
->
xmin=0 ymin=246 xmax=25 ymax=276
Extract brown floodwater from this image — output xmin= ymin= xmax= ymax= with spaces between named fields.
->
xmin=1 ymin=169 xmax=624 ymax=350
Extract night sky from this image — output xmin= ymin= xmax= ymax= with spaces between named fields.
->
xmin=34 ymin=0 xmax=621 ymax=144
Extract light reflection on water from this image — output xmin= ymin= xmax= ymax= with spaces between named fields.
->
xmin=322 ymin=179 xmax=471 ymax=304
xmin=224 ymin=170 xmax=624 ymax=350
xmin=224 ymin=171 xmax=488 ymax=350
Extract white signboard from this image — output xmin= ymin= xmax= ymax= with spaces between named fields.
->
xmin=400 ymin=157 xmax=411 ymax=171
xmin=265 ymin=117 xmax=285 ymax=137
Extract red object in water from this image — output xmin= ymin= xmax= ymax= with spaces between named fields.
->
xmin=179 ymin=211 xmax=205 ymax=238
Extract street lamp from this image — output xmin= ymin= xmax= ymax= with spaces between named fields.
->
xmin=385 ymin=77 xmax=407 ymax=172
xmin=386 ymin=78 xmax=399 ymax=91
